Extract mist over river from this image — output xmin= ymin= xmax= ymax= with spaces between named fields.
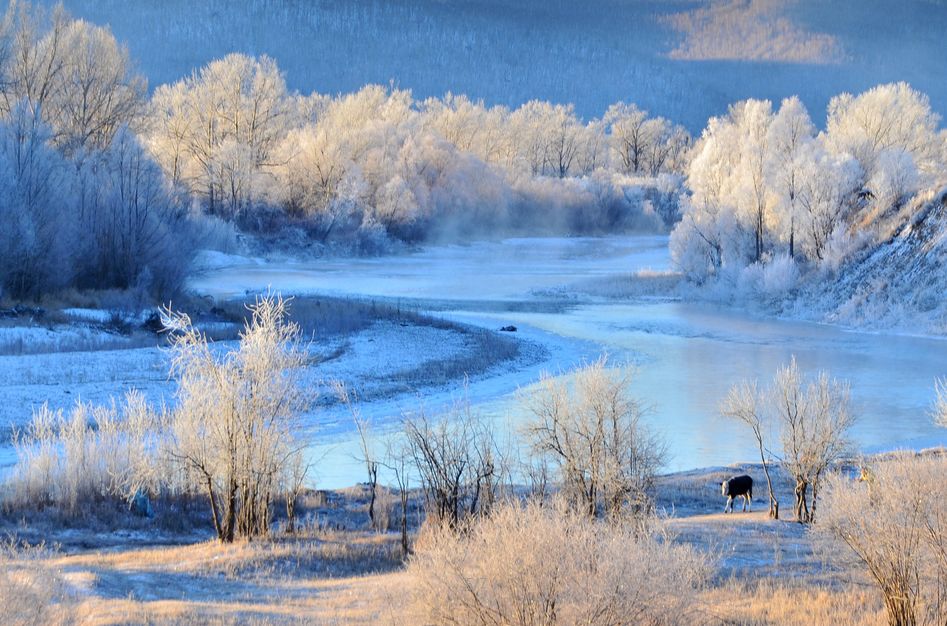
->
xmin=192 ymin=236 xmax=947 ymax=488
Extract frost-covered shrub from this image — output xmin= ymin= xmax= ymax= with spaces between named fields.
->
xmin=6 ymin=392 xmax=165 ymax=515
xmin=737 ymin=254 xmax=799 ymax=300
xmin=821 ymin=452 xmax=947 ymax=626
xmin=408 ymin=501 xmax=711 ymax=626
xmin=0 ymin=543 xmax=75 ymax=626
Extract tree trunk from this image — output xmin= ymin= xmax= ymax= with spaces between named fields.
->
xmin=222 ymin=477 xmax=238 ymax=543
xmin=756 ymin=438 xmax=779 ymax=520
xmin=286 ymin=491 xmax=297 ymax=534
xmin=367 ymin=465 xmax=377 ymax=529
xmin=400 ymin=489 xmax=409 ymax=558
xmin=204 ymin=474 xmax=223 ymax=540
xmin=794 ymin=480 xmax=810 ymax=524
xmin=809 ymin=477 xmax=821 ymax=524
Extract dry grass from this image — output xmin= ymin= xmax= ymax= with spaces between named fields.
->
xmin=705 ymin=580 xmax=884 ymax=626
xmin=36 ymin=531 xmax=408 ymax=625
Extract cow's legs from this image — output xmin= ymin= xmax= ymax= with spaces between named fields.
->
xmin=724 ymin=495 xmax=733 ymax=513
xmin=742 ymin=494 xmax=750 ymax=512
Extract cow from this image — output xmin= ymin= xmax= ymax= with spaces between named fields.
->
xmin=721 ymin=474 xmax=753 ymax=513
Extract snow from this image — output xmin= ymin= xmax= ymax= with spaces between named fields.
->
xmin=0 ymin=324 xmax=127 ymax=355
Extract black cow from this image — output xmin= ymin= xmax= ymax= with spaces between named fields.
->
xmin=721 ymin=474 xmax=753 ymax=513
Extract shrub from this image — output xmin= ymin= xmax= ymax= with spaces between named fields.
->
xmin=820 ymin=452 xmax=947 ymax=626
xmin=6 ymin=391 xmax=164 ymax=515
xmin=0 ymin=542 xmax=76 ymax=626
xmin=407 ymin=501 xmax=711 ymax=626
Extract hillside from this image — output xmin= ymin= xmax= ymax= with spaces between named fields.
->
xmin=797 ymin=189 xmax=947 ymax=334
xmin=42 ymin=0 xmax=947 ymax=130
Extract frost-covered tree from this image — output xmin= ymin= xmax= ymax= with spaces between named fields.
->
xmin=766 ymin=96 xmax=815 ymax=258
xmin=43 ymin=19 xmax=145 ymax=153
xmin=795 ymin=145 xmax=860 ymax=262
xmin=772 ymin=358 xmax=854 ymax=523
xmin=826 ymin=82 xmax=942 ymax=181
xmin=166 ymin=294 xmax=309 ymax=542
xmin=0 ymin=4 xmax=144 ymax=153
xmin=523 ymin=359 xmax=664 ymax=519
xmin=670 ymin=112 xmax=744 ymax=280
xmin=147 ymin=53 xmax=290 ymax=217
xmin=732 ymin=99 xmax=775 ymax=262
xmin=605 ymin=102 xmax=651 ymax=175
xmin=724 ymin=358 xmax=854 ymax=524
xmin=604 ymin=102 xmax=689 ymax=177
xmin=0 ymin=102 xmax=74 ymax=298
xmin=74 ymin=127 xmax=192 ymax=297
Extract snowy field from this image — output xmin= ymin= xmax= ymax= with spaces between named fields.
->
xmin=0 ymin=305 xmax=547 ymax=480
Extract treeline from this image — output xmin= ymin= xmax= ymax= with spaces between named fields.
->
xmin=7 ymin=0 xmax=946 ymax=307
xmin=671 ymin=82 xmax=947 ymax=297
xmin=146 ymin=56 xmax=689 ymax=244
xmin=0 ymin=1 xmax=692 ymax=301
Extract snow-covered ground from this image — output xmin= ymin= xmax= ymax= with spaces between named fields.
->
xmin=0 ymin=307 xmax=557 ymax=481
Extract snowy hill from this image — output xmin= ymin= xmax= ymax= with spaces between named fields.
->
xmin=43 ymin=0 xmax=947 ymax=130
xmin=801 ymin=190 xmax=947 ymax=334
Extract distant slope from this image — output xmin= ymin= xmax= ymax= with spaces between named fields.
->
xmin=43 ymin=0 xmax=947 ymax=130
xmin=799 ymin=190 xmax=947 ymax=334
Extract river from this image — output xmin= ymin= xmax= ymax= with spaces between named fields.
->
xmin=191 ymin=235 xmax=947 ymax=487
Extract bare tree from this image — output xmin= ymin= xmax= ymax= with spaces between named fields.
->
xmin=774 ymin=358 xmax=854 ymax=523
xmin=165 ymin=293 xmax=309 ymax=542
xmin=724 ymin=358 xmax=854 ymax=524
xmin=383 ymin=435 xmax=414 ymax=558
xmin=721 ymin=379 xmax=780 ymax=519
xmin=523 ymin=358 xmax=664 ymax=519
xmin=333 ymin=381 xmax=381 ymax=530
xmin=402 ymin=397 xmax=500 ymax=528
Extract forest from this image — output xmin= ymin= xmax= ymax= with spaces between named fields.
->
xmin=3 ymin=1 xmax=944 ymax=313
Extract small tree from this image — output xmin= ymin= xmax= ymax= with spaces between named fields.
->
xmin=721 ymin=379 xmax=780 ymax=519
xmin=775 ymin=358 xmax=854 ymax=523
xmin=165 ymin=293 xmax=309 ymax=542
xmin=333 ymin=382 xmax=381 ymax=530
xmin=402 ymin=397 xmax=501 ymax=528
xmin=523 ymin=358 xmax=664 ymax=519
xmin=724 ymin=357 xmax=855 ymax=524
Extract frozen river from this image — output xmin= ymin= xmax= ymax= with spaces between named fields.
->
xmin=193 ymin=236 xmax=947 ymax=487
